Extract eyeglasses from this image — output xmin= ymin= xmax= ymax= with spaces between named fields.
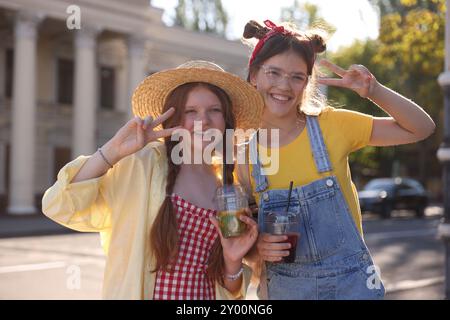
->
xmin=259 ymin=65 xmax=308 ymax=88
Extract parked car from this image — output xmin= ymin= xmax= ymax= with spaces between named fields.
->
xmin=358 ymin=177 xmax=428 ymax=219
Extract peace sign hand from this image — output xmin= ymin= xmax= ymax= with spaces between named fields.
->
xmin=106 ymin=107 xmax=181 ymax=163
xmin=317 ymin=59 xmax=378 ymax=98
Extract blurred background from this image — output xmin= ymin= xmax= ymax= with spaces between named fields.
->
xmin=0 ymin=0 xmax=447 ymax=300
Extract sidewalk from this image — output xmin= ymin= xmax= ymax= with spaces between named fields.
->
xmin=386 ymin=282 xmax=445 ymax=300
xmin=0 ymin=207 xmax=446 ymax=300
xmin=0 ymin=212 xmax=74 ymax=238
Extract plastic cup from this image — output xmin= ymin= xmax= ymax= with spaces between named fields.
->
xmin=216 ymin=185 xmax=249 ymax=238
xmin=264 ymin=211 xmax=299 ymax=263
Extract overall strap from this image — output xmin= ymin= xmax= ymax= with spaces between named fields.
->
xmin=305 ymin=115 xmax=333 ymax=173
xmin=249 ymin=131 xmax=269 ymax=193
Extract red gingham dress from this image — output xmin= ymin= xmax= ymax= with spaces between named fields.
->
xmin=153 ymin=193 xmax=219 ymax=300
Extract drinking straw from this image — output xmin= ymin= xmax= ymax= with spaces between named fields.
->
xmin=286 ymin=181 xmax=294 ymax=213
xmin=222 ymin=141 xmax=227 ymax=186
xmin=222 ymin=162 xmax=226 ymax=186
xmin=222 ymin=135 xmax=228 ymax=187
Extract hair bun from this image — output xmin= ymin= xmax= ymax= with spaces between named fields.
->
xmin=243 ymin=20 xmax=270 ymax=40
xmin=310 ymin=34 xmax=326 ymax=53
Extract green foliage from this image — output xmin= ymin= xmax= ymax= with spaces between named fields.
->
xmin=174 ymin=0 xmax=228 ymax=36
xmin=368 ymin=0 xmax=444 ymax=17
xmin=329 ymin=0 xmax=445 ymax=184
xmin=280 ymin=0 xmax=336 ymax=34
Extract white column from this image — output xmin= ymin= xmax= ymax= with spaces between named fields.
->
xmin=446 ymin=0 xmax=450 ymax=73
xmin=439 ymin=0 xmax=450 ymax=84
xmin=127 ymin=35 xmax=147 ymax=119
xmin=7 ymin=12 xmax=42 ymax=215
xmin=72 ymin=26 xmax=100 ymax=158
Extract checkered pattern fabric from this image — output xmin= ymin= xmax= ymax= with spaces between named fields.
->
xmin=153 ymin=194 xmax=219 ymax=300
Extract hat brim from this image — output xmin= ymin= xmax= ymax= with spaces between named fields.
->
xmin=131 ymin=67 xmax=264 ymax=131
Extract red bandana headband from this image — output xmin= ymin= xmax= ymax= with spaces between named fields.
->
xmin=248 ymin=20 xmax=294 ymax=67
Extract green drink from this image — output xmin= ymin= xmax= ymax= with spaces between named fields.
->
xmin=216 ymin=185 xmax=249 ymax=238
xmin=217 ymin=209 xmax=248 ymax=238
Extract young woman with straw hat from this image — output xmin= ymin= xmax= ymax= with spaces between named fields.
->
xmin=238 ymin=20 xmax=435 ymax=300
xmin=42 ymin=60 xmax=264 ymax=300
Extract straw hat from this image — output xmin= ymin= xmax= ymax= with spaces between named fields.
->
xmin=131 ymin=60 xmax=264 ymax=130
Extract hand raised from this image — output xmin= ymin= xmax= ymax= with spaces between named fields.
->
xmin=317 ymin=59 xmax=378 ymax=98
xmin=108 ymin=107 xmax=181 ymax=162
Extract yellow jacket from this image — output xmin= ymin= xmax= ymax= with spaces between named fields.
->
xmin=42 ymin=142 xmax=251 ymax=300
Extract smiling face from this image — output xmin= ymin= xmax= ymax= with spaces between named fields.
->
xmin=182 ymin=85 xmax=227 ymax=151
xmin=250 ymin=50 xmax=308 ymax=120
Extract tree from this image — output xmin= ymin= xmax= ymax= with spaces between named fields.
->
xmin=329 ymin=0 xmax=445 ymax=193
xmin=327 ymin=40 xmax=396 ymax=185
xmin=368 ymin=0 xmax=444 ymax=17
xmin=174 ymin=0 xmax=228 ymax=37
xmin=372 ymin=0 xmax=445 ymax=187
xmin=280 ymin=0 xmax=336 ymax=33
xmin=175 ymin=0 xmax=188 ymax=28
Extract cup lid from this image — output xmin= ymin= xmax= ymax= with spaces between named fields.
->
xmin=265 ymin=211 xmax=298 ymax=224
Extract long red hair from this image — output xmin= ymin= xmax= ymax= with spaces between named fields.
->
xmin=149 ymin=82 xmax=236 ymax=286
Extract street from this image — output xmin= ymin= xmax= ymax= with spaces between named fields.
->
xmin=0 ymin=206 xmax=445 ymax=300
xmin=363 ymin=205 xmax=444 ymax=300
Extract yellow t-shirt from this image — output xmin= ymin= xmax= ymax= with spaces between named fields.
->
xmin=250 ymin=107 xmax=374 ymax=235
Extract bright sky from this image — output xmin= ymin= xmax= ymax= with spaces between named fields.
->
xmin=151 ymin=0 xmax=380 ymax=52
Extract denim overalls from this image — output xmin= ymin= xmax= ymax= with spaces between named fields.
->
xmin=251 ymin=116 xmax=385 ymax=300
